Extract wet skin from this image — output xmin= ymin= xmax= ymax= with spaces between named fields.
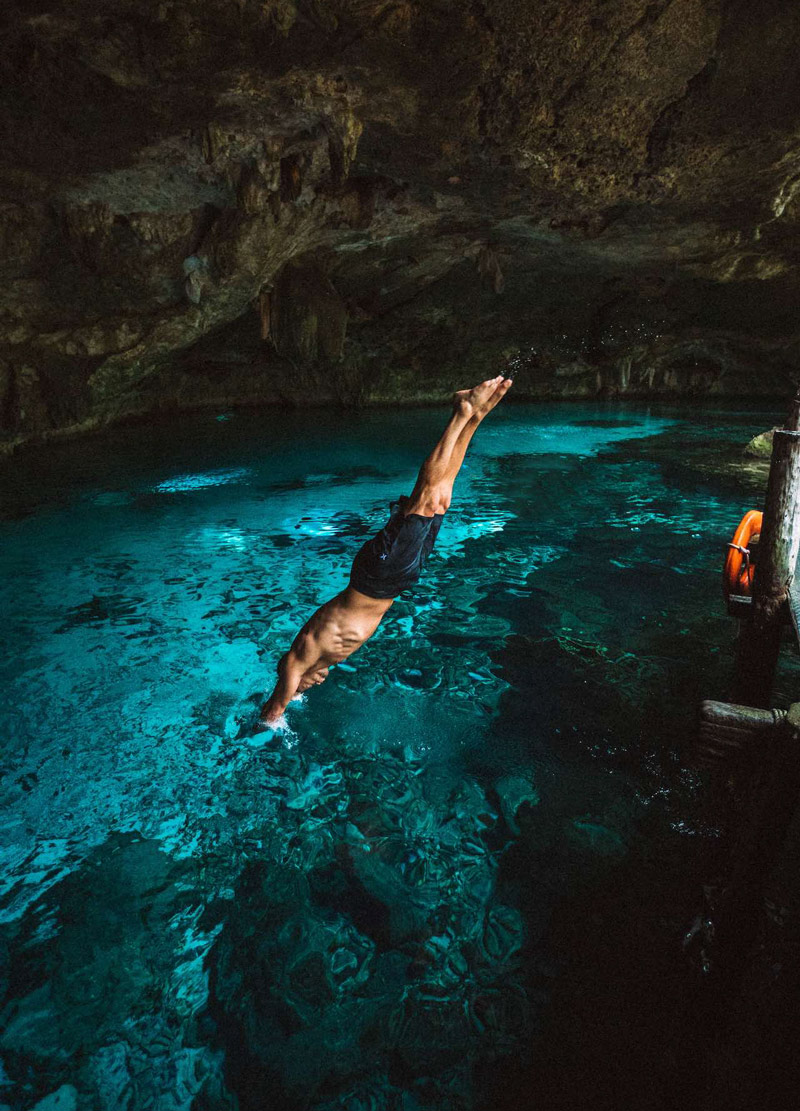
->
xmin=261 ymin=587 xmax=394 ymax=721
xmin=259 ymin=376 xmax=513 ymax=726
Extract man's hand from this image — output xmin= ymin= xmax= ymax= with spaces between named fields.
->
xmin=258 ymin=699 xmax=284 ymax=727
xmin=259 ymin=644 xmax=311 ymax=727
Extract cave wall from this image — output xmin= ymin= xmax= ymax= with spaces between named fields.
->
xmin=2 ymin=0 xmax=800 ymax=449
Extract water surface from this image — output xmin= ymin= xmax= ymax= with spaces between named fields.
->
xmin=0 ymin=402 xmax=786 ymax=1110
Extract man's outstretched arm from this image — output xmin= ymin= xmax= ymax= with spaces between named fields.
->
xmin=260 ymin=636 xmax=315 ymax=725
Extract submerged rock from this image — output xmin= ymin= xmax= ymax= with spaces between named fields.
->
xmin=494 ymin=773 xmax=540 ymax=836
xmin=209 ymin=749 xmax=532 ymax=1108
xmin=30 ymin=1087 xmax=79 ymax=1111
xmin=0 ymin=834 xmax=236 ymax=1110
xmin=569 ymin=817 xmax=626 ymax=857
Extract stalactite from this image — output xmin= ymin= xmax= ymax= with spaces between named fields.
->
xmin=477 ymin=246 xmax=505 ymax=294
xmin=280 ymin=156 xmax=302 ymax=202
xmin=259 ymin=291 xmax=271 ymax=341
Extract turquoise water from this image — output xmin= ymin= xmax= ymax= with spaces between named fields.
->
xmin=0 ymin=402 xmax=785 ymax=1109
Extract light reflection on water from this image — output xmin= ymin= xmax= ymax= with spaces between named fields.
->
xmin=0 ymin=401 xmax=787 ymax=1110
xmin=154 ymin=466 xmax=252 ymax=492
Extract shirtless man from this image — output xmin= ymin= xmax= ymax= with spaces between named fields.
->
xmin=259 ymin=375 xmax=513 ymax=726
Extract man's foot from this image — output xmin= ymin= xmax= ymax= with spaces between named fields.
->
xmin=476 ymin=376 xmax=512 ymax=418
xmin=453 ymin=375 xmax=512 ymax=419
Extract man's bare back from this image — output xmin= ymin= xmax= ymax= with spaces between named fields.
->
xmin=259 ymin=376 xmax=512 ymax=727
xmin=260 ymin=588 xmax=393 ymax=723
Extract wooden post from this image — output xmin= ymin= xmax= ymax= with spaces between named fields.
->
xmin=701 ymin=703 xmax=800 ymax=984
xmin=694 ymin=699 xmax=786 ymax=770
xmin=732 ymin=394 xmax=800 ymax=707
xmin=691 ymin=393 xmax=800 ymax=992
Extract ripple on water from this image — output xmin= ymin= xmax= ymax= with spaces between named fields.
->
xmin=0 ymin=402 xmax=780 ymax=1109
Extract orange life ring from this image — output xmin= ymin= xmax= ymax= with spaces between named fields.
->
xmin=723 ymin=510 xmax=762 ymax=599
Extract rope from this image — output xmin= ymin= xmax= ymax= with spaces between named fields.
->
xmin=727 ymin=542 xmax=752 ymax=583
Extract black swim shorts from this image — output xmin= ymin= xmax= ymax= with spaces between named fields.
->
xmin=349 ymin=496 xmax=444 ymax=599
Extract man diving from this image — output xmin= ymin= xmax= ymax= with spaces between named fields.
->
xmin=259 ymin=375 xmax=513 ymax=727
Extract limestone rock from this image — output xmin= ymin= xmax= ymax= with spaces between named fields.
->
xmin=2 ymin=0 xmax=800 ymax=448
xmin=744 ymin=428 xmax=777 ymax=459
xmin=272 ymin=259 xmax=348 ymax=365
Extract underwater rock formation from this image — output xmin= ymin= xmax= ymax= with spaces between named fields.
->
xmin=0 ymin=835 xmax=238 ymax=1111
xmin=2 ymin=0 xmax=800 ymax=448
xmin=210 ymin=749 xmax=528 ymax=1109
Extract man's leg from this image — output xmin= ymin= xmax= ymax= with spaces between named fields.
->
xmin=404 ymin=376 xmax=512 ymax=517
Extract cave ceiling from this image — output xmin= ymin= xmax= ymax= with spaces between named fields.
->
xmin=2 ymin=0 xmax=800 ymax=446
